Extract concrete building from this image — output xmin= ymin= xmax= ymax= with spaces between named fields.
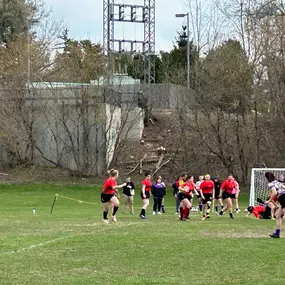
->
xmin=0 ymin=74 xmax=186 ymax=175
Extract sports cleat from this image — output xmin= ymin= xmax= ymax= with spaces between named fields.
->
xmin=206 ymin=215 xmax=210 ymax=219
xmin=140 ymin=215 xmax=146 ymax=219
xmin=235 ymin=209 xmax=241 ymax=214
xmin=111 ymin=216 xmax=117 ymax=222
xmin=102 ymin=219 xmax=109 ymax=224
xmin=229 ymin=213 xmax=234 ymax=219
xmin=157 ymin=212 xmax=162 ymax=215
xmin=269 ymin=233 xmax=280 ymax=238
xmin=201 ymin=217 xmax=206 ymax=221
xmin=152 ymin=211 xmax=156 ymax=215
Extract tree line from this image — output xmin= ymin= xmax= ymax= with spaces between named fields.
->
xmin=1 ymin=0 xmax=285 ymax=182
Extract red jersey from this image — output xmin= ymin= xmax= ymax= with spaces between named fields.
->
xmin=181 ymin=182 xmax=194 ymax=195
xmin=142 ymin=178 xmax=152 ymax=192
xmin=221 ymin=180 xmax=236 ymax=194
xmin=200 ymin=180 xmax=214 ymax=194
xmin=252 ymin=205 xmax=265 ymax=218
xmin=102 ymin=178 xmax=117 ymax=194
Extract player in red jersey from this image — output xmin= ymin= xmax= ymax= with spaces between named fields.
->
xmin=218 ymin=175 xmax=236 ymax=219
xmin=139 ymin=171 xmax=152 ymax=219
xmin=199 ymin=174 xmax=215 ymax=220
xmin=101 ymin=169 xmax=126 ymax=223
xmin=246 ymin=205 xmax=272 ymax=219
xmin=178 ymin=175 xmax=198 ymax=221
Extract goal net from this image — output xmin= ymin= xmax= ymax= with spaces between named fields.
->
xmin=250 ymin=168 xmax=285 ymax=206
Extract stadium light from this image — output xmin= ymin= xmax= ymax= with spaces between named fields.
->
xmin=175 ymin=12 xmax=190 ymax=88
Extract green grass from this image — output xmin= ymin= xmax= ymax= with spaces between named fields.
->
xmin=0 ymin=184 xmax=284 ymax=285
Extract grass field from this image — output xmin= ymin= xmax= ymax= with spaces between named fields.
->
xmin=0 ymin=183 xmax=284 ymax=285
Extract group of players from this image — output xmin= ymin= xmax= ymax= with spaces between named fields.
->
xmin=100 ymin=169 xmax=285 ymax=238
xmin=172 ymin=173 xmax=240 ymax=221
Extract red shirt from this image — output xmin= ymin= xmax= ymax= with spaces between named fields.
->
xmin=102 ymin=178 xmax=117 ymax=194
xmin=221 ymin=180 xmax=236 ymax=194
xmin=181 ymin=182 xmax=194 ymax=195
xmin=252 ymin=205 xmax=265 ymax=218
xmin=200 ymin=180 xmax=214 ymax=194
xmin=142 ymin=178 xmax=152 ymax=192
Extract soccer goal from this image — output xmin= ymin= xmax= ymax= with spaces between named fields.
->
xmin=250 ymin=168 xmax=285 ymax=206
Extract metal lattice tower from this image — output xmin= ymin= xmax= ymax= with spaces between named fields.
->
xmin=103 ymin=0 xmax=156 ymax=84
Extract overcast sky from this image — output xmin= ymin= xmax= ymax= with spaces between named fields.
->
xmin=44 ymin=0 xmax=188 ymax=52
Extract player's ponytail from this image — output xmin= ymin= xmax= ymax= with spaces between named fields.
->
xmin=108 ymin=169 xmax=119 ymax=177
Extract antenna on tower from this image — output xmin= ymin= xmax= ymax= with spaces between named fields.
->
xmin=103 ymin=0 xmax=156 ymax=84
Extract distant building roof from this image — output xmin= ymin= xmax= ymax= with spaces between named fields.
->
xmin=28 ymin=74 xmax=140 ymax=89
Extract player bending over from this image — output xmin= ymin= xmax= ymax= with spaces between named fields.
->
xmin=246 ymin=205 xmax=272 ymax=219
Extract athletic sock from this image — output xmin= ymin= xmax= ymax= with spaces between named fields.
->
xmin=199 ymin=204 xmax=203 ymax=212
xmin=229 ymin=213 xmax=234 ymax=219
xmin=113 ymin=206 xmax=119 ymax=216
xmin=219 ymin=211 xmax=223 ymax=216
xmin=185 ymin=208 xmax=190 ymax=218
xmin=141 ymin=209 xmax=146 ymax=216
xmin=179 ymin=207 xmax=183 ymax=216
xmin=215 ymin=206 xmax=218 ymax=212
xmin=276 ymin=229 xmax=281 ymax=236
xmin=161 ymin=204 xmax=165 ymax=213
xmin=103 ymin=211 xmax=108 ymax=220
xmin=221 ymin=205 xmax=224 ymax=210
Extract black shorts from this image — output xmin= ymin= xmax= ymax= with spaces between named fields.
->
xmin=202 ymin=193 xmax=212 ymax=204
xmin=101 ymin=193 xmax=114 ymax=203
xmin=222 ymin=191 xmax=236 ymax=200
xmin=178 ymin=192 xmax=192 ymax=202
xmin=278 ymin=194 xmax=285 ymax=209
xmin=140 ymin=191 xmax=150 ymax=199
xmin=214 ymin=191 xmax=220 ymax=199
xmin=262 ymin=205 xmax=272 ymax=219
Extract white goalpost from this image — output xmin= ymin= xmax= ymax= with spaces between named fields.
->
xmin=250 ymin=168 xmax=285 ymax=206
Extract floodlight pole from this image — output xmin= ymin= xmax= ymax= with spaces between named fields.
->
xmin=27 ymin=18 xmax=39 ymax=91
xmin=175 ymin=13 xmax=190 ymax=88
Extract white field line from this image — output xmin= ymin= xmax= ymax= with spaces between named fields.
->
xmin=0 ymin=222 xmax=140 ymax=257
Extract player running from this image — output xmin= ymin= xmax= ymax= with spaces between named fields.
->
xmin=178 ymin=175 xmax=198 ymax=221
xmin=139 ymin=171 xmax=152 ymax=219
xmin=199 ymin=174 xmax=215 ymax=220
xmin=265 ymin=172 xmax=285 ymax=238
xmin=101 ymin=169 xmax=126 ymax=223
xmin=219 ymin=175 xmax=236 ymax=219
xmin=196 ymin=175 xmax=204 ymax=212
xmin=233 ymin=179 xmax=241 ymax=213
xmin=213 ymin=176 xmax=224 ymax=214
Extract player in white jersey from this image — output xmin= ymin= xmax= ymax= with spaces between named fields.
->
xmin=265 ymin=172 xmax=285 ymax=238
xmin=195 ymin=175 xmax=204 ymax=212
